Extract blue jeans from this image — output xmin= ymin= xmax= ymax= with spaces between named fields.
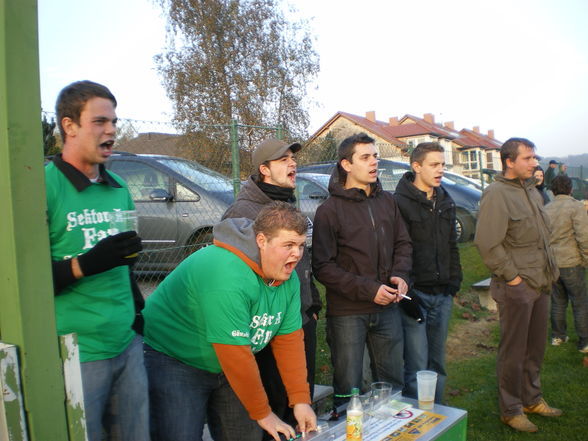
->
xmin=400 ymin=290 xmax=453 ymax=403
xmin=144 ymin=345 xmax=261 ymax=441
xmin=80 ymin=335 xmax=150 ymax=441
xmin=327 ymin=306 xmax=404 ymax=408
xmin=551 ymin=266 xmax=588 ymax=348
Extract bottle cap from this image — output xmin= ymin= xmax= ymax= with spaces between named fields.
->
xmin=351 ymin=387 xmax=359 ymax=395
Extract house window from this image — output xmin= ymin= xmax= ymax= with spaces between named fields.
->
xmin=486 ymin=151 xmax=493 ymax=169
xmin=461 ymin=150 xmax=478 ymax=170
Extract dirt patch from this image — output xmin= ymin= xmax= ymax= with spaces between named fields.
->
xmin=446 ymin=312 xmax=499 ymax=362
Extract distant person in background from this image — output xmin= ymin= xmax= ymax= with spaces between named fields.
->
xmin=543 ymin=175 xmax=588 ymax=353
xmin=559 ymin=163 xmax=568 ymax=176
xmin=544 ymin=160 xmax=558 ymax=191
xmin=533 ymin=166 xmax=550 ymax=205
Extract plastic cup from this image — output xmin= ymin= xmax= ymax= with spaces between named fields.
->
xmin=109 ymin=210 xmax=139 ymax=258
xmin=358 ymin=392 xmax=372 ymax=430
xmin=370 ymin=382 xmax=392 ymax=411
xmin=416 ymin=370 xmax=437 ymax=410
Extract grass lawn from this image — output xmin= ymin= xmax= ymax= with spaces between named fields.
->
xmin=313 ymin=242 xmax=588 ymax=440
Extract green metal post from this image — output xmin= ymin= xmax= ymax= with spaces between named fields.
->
xmin=276 ymin=125 xmax=284 ymax=140
xmin=230 ymin=119 xmax=241 ymax=197
xmin=0 ymin=0 xmax=70 ymax=439
xmin=478 ymin=151 xmax=483 ymax=183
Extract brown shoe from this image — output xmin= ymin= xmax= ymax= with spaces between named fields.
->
xmin=523 ymin=398 xmax=563 ymax=417
xmin=501 ymin=414 xmax=539 ymax=432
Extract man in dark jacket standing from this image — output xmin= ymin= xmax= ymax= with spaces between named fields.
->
xmin=393 ymin=142 xmax=462 ymax=404
xmin=312 ymin=133 xmax=412 ymax=410
xmin=222 ymin=138 xmax=322 ymax=434
xmin=475 ymin=138 xmax=561 ymax=433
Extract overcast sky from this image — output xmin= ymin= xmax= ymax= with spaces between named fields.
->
xmin=38 ymin=0 xmax=588 ymax=157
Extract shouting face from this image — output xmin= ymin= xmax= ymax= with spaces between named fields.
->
xmin=62 ymin=96 xmax=117 ymax=176
xmin=257 ymin=229 xmax=306 ymax=282
xmin=259 ymin=149 xmax=297 ymax=189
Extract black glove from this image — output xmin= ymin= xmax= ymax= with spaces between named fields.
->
xmin=399 ymin=292 xmax=424 ymax=323
xmin=78 ymin=231 xmax=142 ymax=277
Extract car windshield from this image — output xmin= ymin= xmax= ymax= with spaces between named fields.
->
xmin=302 ymin=174 xmax=330 ymax=188
xmin=157 ymin=158 xmax=233 ymax=193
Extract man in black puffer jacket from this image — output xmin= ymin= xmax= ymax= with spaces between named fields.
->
xmin=393 ymin=142 xmax=462 ymax=404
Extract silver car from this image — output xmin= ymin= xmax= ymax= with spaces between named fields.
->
xmin=106 ymin=153 xmax=234 ymax=272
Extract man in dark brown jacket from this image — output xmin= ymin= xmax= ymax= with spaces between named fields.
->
xmin=312 ymin=133 xmax=412 ymax=411
xmin=475 ymin=137 xmax=561 ymax=433
xmin=222 ymin=138 xmax=321 ymax=436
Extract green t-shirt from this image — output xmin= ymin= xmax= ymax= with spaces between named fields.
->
xmin=143 ymin=244 xmax=302 ymax=373
xmin=45 ymin=162 xmax=136 ymax=362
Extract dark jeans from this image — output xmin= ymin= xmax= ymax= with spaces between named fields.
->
xmin=551 ymin=266 xmax=588 ymax=348
xmin=401 ymin=290 xmax=453 ymax=403
xmin=144 ymin=345 xmax=261 ymax=441
xmin=327 ymin=306 xmax=404 ymax=408
xmin=258 ymin=317 xmax=317 ymax=441
xmin=491 ymin=278 xmax=549 ymax=417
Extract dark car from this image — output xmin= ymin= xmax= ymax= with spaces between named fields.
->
xmin=298 ymin=160 xmax=481 ymax=242
xmin=105 ymin=153 xmax=234 ymax=272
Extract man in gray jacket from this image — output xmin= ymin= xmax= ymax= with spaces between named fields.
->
xmin=475 ymin=137 xmax=561 ymax=433
xmin=223 ymin=138 xmax=321 ymax=435
xmin=544 ymin=175 xmax=588 ymax=352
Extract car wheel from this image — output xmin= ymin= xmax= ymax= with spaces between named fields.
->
xmin=184 ymin=229 xmax=214 ymax=260
xmin=455 ymin=211 xmax=474 ymax=243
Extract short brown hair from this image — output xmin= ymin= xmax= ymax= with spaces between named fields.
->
xmin=410 ymin=142 xmax=444 ymax=168
xmin=253 ymin=201 xmax=307 ymax=239
xmin=500 ymin=137 xmax=535 ymax=171
xmin=336 ymin=133 xmax=375 ymax=182
xmin=56 ymin=80 xmax=117 ymax=142
xmin=551 ymin=175 xmax=572 ymax=196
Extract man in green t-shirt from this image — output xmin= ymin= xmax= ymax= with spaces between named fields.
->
xmin=46 ymin=81 xmax=148 ymax=441
xmin=143 ymin=202 xmax=317 ymax=441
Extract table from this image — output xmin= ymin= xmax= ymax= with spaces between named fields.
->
xmin=303 ymin=397 xmax=467 ymax=441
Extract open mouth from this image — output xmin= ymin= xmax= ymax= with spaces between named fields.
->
xmin=288 ymin=170 xmax=296 ymax=181
xmin=369 ymin=169 xmax=378 ymax=177
xmin=100 ymin=140 xmax=114 ymax=149
xmin=284 ymin=261 xmax=297 ymax=272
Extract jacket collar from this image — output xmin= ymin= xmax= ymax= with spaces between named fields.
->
xmin=53 ymin=154 xmax=121 ymax=192
xmin=327 ymin=165 xmax=383 ymax=201
xmin=495 ymin=174 xmax=536 ymax=190
xmin=396 ymin=171 xmax=444 ymax=204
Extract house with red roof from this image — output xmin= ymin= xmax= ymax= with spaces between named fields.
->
xmin=452 ymin=127 xmax=502 ymax=179
xmin=307 ymin=110 xmax=502 ymax=177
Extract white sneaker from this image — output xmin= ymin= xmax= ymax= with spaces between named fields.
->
xmin=579 ymin=344 xmax=588 ymax=354
xmin=551 ymin=336 xmax=569 ymax=346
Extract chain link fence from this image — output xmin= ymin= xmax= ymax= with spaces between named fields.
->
xmin=42 ymin=113 xmax=410 ymax=290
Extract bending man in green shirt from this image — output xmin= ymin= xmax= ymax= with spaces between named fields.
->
xmin=143 ymin=202 xmax=317 ymax=441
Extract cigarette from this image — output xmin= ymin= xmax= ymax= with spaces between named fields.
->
xmin=400 ymin=294 xmax=412 ymax=300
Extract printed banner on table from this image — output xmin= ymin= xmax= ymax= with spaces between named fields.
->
xmin=382 ymin=411 xmax=447 ymax=440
